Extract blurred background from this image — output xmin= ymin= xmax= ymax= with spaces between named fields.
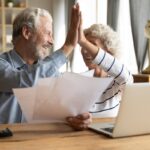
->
xmin=1 ymin=0 xmax=150 ymax=74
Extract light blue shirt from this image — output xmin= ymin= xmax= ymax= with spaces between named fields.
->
xmin=0 ymin=49 xmax=67 ymax=123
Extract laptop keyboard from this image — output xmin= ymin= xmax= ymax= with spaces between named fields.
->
xmin=102 ymin=127 xmax=114 ymax=133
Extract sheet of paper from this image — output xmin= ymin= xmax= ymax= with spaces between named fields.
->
xmin=13 ymin=87 xmax=36 ymax=121
xmin=80 ymin=69 xmax=94 ymax=77
xmin=13 ymin=72 xmax=113 ymax=123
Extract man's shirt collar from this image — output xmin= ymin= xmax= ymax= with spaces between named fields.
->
xmin=10 ymin=49 xmax=26 ymax=69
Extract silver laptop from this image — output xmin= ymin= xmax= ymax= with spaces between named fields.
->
xmin=88 ymin=83 xmax=150 ymax=138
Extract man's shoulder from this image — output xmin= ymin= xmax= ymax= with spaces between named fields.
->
xmin=0 ymin=50 xmax=13 ymax=64
xmin=0 ymin=50 xmax=12 ymax=59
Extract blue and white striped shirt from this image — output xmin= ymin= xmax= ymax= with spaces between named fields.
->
xmin=90 ymin=49 xmax=133 ymax=117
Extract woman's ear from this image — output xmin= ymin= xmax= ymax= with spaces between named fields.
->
xmin=22 ymin=25 xmax=32 ymax=40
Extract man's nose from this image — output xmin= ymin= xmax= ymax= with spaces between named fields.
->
xmin=48 ymin=35 xmax=54 ymax=45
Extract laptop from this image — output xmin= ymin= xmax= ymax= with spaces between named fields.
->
xmin=88 ymin=83 xmax=150 ymax=138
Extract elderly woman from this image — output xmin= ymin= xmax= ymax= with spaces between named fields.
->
xmin=79 ymin=24 xmax=133 ymax=117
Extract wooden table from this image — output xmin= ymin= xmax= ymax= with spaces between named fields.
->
xmin=0 ymin=118 xmax=150 ymax=150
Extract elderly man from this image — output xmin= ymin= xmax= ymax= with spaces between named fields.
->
xmin=0 ymin=4 xmax=91 ymax=130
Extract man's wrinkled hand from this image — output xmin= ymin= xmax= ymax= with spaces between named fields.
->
xmin=66 ymin=112 xmax=92 ymax=131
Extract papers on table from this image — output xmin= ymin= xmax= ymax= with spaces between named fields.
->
xmin=13 ymin=72 xmax=113 ymax=123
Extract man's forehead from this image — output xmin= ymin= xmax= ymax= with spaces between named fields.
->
xmin=39 ymin=16 xmax=52 ymax=24
xmin=38 ymin=16 xmax=52 ymax=28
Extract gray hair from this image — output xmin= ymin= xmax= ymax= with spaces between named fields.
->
xmin=84 ymin=24 xmax=121 ymax=58
xmin=12 ymin=7 xmax=52 ymax=43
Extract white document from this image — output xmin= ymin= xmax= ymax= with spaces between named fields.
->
xmin=80 ymin=69 xmax=94 ymax=77
xmin=13 ymin=72 xmax=113 ymax=123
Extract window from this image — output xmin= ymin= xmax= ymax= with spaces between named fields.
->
xmin=61 ymin=0 xmax=138 ymax=73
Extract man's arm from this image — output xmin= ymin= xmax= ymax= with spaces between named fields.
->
xmin=61 ymin=3 xmax=81 ymax=57
xmin=0 ymin=50 xmax=66 ymax=92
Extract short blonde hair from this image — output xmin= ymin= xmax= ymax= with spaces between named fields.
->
xmin=84 ymin=24 xmax=121 ymax=58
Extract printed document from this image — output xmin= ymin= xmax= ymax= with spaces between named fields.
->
xmin=13 ymin=72 xmax=113 ymax=123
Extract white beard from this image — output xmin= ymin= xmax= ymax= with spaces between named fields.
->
xmin=36 ymin=48 xmax=50 ymax=59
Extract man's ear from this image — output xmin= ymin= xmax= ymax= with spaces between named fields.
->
xmin=22 ymin=25 xmax=32 ymax=40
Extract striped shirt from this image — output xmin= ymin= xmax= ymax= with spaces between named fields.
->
xmin=90 ymin=49 xmax=133 ymax=117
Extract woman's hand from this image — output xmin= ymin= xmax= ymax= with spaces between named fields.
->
xmin=66 ymin=112 xmax=92 ymax=131
xmin=78 ymin=12 xmax=87 ymax=46
xmin=78 ymin=14 xmax=99 ymax=58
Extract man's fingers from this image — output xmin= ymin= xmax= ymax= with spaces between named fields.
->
xmin=66 ymin=117 xmax=91 ymax=131
xmin=71 ymin=3 xmax=80 ymax=28
xmin=76 ymin=113 xmax=91 ymax=120
xmin=66 ymin=113 xmax=92 ymax=131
